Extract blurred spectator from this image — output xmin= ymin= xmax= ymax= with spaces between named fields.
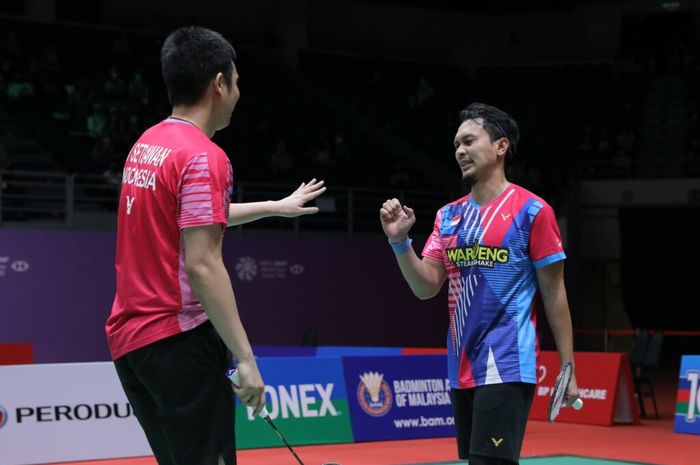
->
xmin=7 ymin=71 xmax=35 ymax=99
xmin=576 ymin=125 xmax=594 ymax=154
xmin=270 ymin=140 xmax=293 ymax=180
xmin=87 ymin=103 xmax=108 ymax=137
xmin=611 ymin=147 xmax=632 ymax=176
xmin=307 ymin=135 xmax=334 ymax=168
xmin=390 ymin=160 xmax=411 ymax=189
xmin=615 ymin=127 xmax=637 ymax=158
xmin=1 ymin=30 xmax=22 ymax=57
xmin=103 ymin=66 xmax=126 ymax=97
xmin=91 ymin=135 xmax=118 ymax=171
xmin=596 ymin=127 xmax=612 ymax=155
xmin=127 ymin=70 xmax=149 ymax=104
xmin=102 ymin=159 xmax=123 ymax=204
xmin=332 ymin=132 xmax=351 ymax=161
xmin=409 ymin=76 xmax=435 ymax=110
xmin=112 ymin=34 xmax=132 ymax=56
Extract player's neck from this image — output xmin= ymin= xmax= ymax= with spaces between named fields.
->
xmin=170 ymin=105 xmax=215 ymax=138
xmin=469 ymin=174 xmax=510 ymax=206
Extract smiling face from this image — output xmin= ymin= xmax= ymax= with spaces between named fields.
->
xmin=453 ymin=118 xmax=509 ymax=184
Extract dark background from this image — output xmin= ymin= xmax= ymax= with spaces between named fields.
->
xmin=1 ymin=0 xmax=698 ymax=364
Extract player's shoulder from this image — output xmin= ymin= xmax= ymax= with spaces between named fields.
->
xmin=432 ymin=194 xmax=470 ymax=221
xmin=156 ymin=120 xmax=227 ymax=159
xmin=509 ymin=183 xmax=553 ymax=213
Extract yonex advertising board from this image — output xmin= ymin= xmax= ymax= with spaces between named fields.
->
xmin=235 ymin=356 xmax=354 ymax=448
xmin=0 ymin=363 xmax=150 ymax=465
xmin=674 ymin=355 xmax=700 ymax=435
xmin=342 ymin=355 xmax=454 ymax=442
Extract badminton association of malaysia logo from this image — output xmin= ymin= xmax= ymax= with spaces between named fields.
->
xmin=235 ymin=257 xmax=258 ymax=281
xmin=357 ymin=371 xmax=393 ymax=417
xmin=0 ymin=405 xmax=8 ymax=429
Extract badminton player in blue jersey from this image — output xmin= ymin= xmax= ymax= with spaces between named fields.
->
xmin=380 ymin=103 xmax=580 ymax=465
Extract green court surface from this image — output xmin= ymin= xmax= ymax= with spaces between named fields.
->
xmin=416 ymin=457 xmax=656 ymax=465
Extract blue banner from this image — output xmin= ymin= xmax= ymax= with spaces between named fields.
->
xmin=674 ymin=355 xmax=700 ymax=435
xmin=316 ymin=346 xmax=402 ymax=357
xmin=342 ymin=355 xmax=455 ymax=442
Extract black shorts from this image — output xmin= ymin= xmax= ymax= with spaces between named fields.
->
xmin=114 ymin=321 xmax=236 ymax=465
xmin=451 ymin=382 xmax=535 ymax=464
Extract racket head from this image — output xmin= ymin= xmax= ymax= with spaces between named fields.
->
xmin=547 ymin=362 xmax=572 ymax=422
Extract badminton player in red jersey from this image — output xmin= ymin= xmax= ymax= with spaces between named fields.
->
xmin=106 ymin=26 xmax=325 ymax=465
xmin=380 ymin=103 xmax=579 ymax=465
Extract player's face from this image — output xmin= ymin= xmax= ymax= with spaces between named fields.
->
xmin=453 ymin=119 xmax=503 ymax=182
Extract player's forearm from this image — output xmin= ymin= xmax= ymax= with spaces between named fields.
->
xmin=395 ymin=250 xmax=442 ymax=300
xmin=542 ymin=292 xmax=576 ymax=367
xmin=227 ymin=201 xmax=278 ymax=226
xmin=187 ymin=259 xmax=255 ymax=362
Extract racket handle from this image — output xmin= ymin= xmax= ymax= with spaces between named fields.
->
xmin=572 ymin=398 xmax=584 ymax=410
xmin=226 ymin=368 xmax=270 ymax=418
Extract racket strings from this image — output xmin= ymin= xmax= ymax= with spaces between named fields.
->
xmin=548 ymin=363 xmax=572 ymax=422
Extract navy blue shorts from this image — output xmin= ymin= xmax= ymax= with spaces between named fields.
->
xmin=451 ymin=382 xmax=535 ymax=464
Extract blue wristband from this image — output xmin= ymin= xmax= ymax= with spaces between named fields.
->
xmin=389 ymin=237 xmax=412 ymax=255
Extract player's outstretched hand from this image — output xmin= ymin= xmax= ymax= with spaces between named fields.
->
xmin=380 ymin=198 xmax=416 ymax=242
xmin=232 ymin=358 xmax=266 ymax=417
xmin=276 ymin=178 xmax=326 ymax=217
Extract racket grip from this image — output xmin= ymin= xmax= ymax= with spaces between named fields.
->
xmin=226 ymin=368 xmax=270 ymax=418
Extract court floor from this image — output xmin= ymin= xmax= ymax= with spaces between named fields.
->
xmin=49 ymin=373 xmax=699 ymax=465
xmin=426 ymin=459 xmax=656 ymax=465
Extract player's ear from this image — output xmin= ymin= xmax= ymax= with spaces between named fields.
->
xmin=495 ymin=138 xmax=509 ymax=158
xmin=213 ymin=72 xmax=226 ymax=96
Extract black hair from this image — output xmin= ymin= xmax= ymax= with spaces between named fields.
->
xmin=458 ymin=103 xmax=519 ymax=160
xmin=160 ymin=26 xmax=237 ymax=106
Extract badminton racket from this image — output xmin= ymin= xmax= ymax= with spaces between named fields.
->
xmin=547 ymin=362 xmax=583 ymax=422
xmin=226 ymin=369 xmax=306 ymax=465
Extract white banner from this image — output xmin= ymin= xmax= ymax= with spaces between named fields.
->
xmin=0 ymin=362 xmax=151 ymax=465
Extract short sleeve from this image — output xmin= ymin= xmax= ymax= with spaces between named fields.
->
xmin=177 ymin=150 xmax=232 ymax=230
xmin=529 ymin=203 xmax=566 ymax=268
xmin=421 ymin=208 xmax=444 ymax=261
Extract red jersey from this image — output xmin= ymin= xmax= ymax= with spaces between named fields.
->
xmin=106 ymin=119 xmax=233 ymax=360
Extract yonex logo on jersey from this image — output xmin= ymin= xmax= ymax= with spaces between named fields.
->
xmin=500 ymin=213 xmax=511 ymax=221
xmin=446 ymin=241 xmax=509 ymax=268
xmin=491 ymin=437 xmax=504 ymax=447
xmin=126 ymin=196 xmax=135 ymax=214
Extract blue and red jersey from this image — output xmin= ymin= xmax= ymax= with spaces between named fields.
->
xmin=422 ymin=184 xmax=565 ymax=389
